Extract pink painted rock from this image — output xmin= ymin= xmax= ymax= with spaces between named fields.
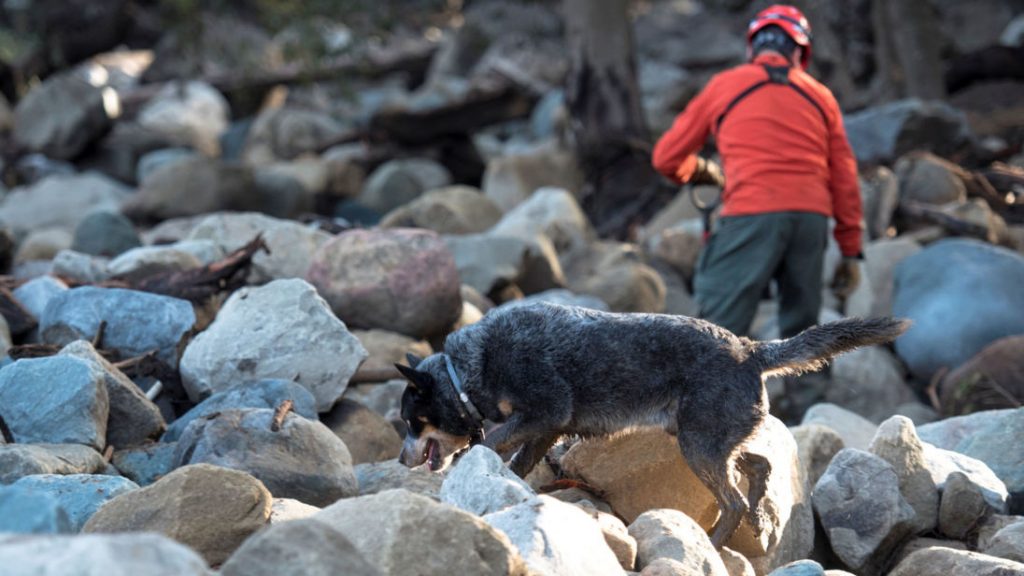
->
xmin=307 ymin=228 xmax=462 ymax=338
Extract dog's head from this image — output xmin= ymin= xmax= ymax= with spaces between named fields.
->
xmin=395 ymin=353 xmax=475 ymax=472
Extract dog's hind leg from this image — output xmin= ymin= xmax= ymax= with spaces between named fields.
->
xmin=509 ymin=432 xmax=560 ymax=478
xmin=679 ymin=439 xmax=748 ymax=549
xmin=737 ymin=451 xmax=771 ymax=535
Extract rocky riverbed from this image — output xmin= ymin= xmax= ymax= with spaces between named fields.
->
xmin=0 ymin=1 xmax=1022 ymax=575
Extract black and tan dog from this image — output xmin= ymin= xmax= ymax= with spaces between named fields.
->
xmin=396 ymin=302 xmax=908 ymax=547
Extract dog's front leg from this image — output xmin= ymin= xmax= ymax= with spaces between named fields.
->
xmin=508 ymin=432 xmax=560 ymax=478
xmin=482 ymin=414 xmax=558 ymax=477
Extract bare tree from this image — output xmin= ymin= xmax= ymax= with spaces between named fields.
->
xmin=564 ymin=0 xmax=674 ymax=239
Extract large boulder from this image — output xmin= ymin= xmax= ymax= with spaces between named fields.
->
xmin=0 ymin=532 xmax=212 ymax=575
xmin=844 ymin=99 xmax=973 ymax=164
xmin=440 ymin=445 xmax=535 ymax=516
xmin=316 ymin=489 xmax=527 ymax=575
xmin=484 ymin=495 xmax=623 ymax=576
xmin=59 ymin=340 xmax=166 ymax=448
xmin=358 ymin=158 xmax=452 ymax=215
xmin=918 ymin=408 xmax=1024 ymax=506
xmin=801 ymin=403 xmax=879 ymax=451
xmin=220 ymin=518 xmax=379 ymax=576
xmin=83 ymin=464 xmax=272 ymax=566
xmin=0 ymin=173 xmax=131 ymax=236
xmin=481 ymin=146 xmax=583 ymax=214
xmin=306 ymin=228 xmax=462 ymax=338
xmin=892 ymin=239 xmax=1024 ymax=381
xmin=71 ymin=210 xmax=142 ymax=258
xmin=445 ymin=233 xmax=565 ymax=296
xmin=895 ymin=152 xmax=968 ymax=205
xmin=11 ymin=474 xmax=138 ymax=532
xmin=827 ymin=346 xmax=916 ymax=423
xmin=563 ymin=242 xmax=666 ymax=313
xmin=173 ymin=408 xmax=357 ymax=507
xmin=242 ymin=107 xmax=351 ymax=164
xmin=320 ymin=399 xmax=402 ymax=465
xmin=185 ymin=212 xmax=332 ymax=283
xmin=0 ymin=485 xmax=72 ymax=534
xmin=381 ymin=185 xmax=503 ymax=235
xmin=888 ymin=547 xmax=1024 ymax=576
xmin=488 ymin=187 xmax=592 ymax=254
xmin=0 ymin=356 xmax=108 ymax=450
xmin=869 ymin=416 xmax=940 ymax=534
xmin=353 ymin=459 xmax=445 ymax=499
xmin=40 ymin=287 xmax=196 ymax=369
xmin=180 ymin=279 xmax=366 ymax=411
xmin=812 ymin=449 xmax=917 ymax=573
xmin=111 ymin=442 xmax=178 ymax=487
xmin=13 ymin=70 xmax=113 ymax=160
xmin=628 ymin=509 xmax=728 ymax=575
xmin=845 ymin=238 xmax=922 ymax=319
xmin=0 ymin=444 xmax=106 ymax=484
xmin=560 ymin=418 xmax=813 ymax=571
xmin=136 ymin=80 xmax=229 ymax=156
xmin=121 ymin=157 xmax=256 ymax=222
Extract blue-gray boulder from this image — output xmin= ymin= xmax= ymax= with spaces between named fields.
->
xmin=892 ymin=239 xmax=1024 ymax=381
xmin=71 ymin=211 xmax=142 ymax=258
xmin=845 ymin=99 xmax=972 ymax=164
xmin=163 ymin=379 xmax=317 ymax=442
xmin=12 ymin=474 xmax=139 ymax=532
xmin=0 ymin=444 xmax=106 ymax=485
xmin=60 ymin=340 xmax=166 ymax=448
xmin=112 ymin=443 xmax=178 ymax=486
xmin=40 ymin=286 xmax=196 ymax=368
xmin=173 ymin=408 xmax=357 ymax=507
xmin=0 ymin=532 xmax=213 ymax=575
xmin=0 ymin=485 xmax=72 ymax=534
xmin=12 ymin=276 xmax=68 ymax=342
xmin=0 ymin=356 xmax=109 ymax=450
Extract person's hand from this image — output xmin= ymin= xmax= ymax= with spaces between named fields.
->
xmin=690 ymin=157 xmax=725 ymax=188
xmin=831 ymin=257 xmax=861 ymax=298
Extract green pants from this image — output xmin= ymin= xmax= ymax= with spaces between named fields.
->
xmin=694 ymin=212 xmax=828 ymax=338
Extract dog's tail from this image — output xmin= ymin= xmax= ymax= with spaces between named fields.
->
xmin=748 ymin=317 xmax=910 ymax=378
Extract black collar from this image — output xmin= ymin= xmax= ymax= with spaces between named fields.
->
xmin=444 ymin=354 xmax=485 ymax=442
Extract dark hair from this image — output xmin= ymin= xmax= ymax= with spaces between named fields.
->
xmin=750 ymin=24 xmax=798 ymax=58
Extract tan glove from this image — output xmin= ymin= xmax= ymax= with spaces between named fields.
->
xmin=690 ymin=157 xmax=725 ymax=188
xmin=831 ymin=257 xmax=862 ymax=298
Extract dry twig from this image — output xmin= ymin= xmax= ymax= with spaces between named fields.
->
xmin=271 ymin=400 xmax=294 ymax=432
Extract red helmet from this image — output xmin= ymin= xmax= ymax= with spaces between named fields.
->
xmin=747 ymin=5 xmax=813 ymax=70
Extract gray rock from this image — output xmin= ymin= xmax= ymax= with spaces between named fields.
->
xmin=503 ymin=288 xmax=610 ymax=311
xmin=981 ymin=521 xmax=1024 ymax=564
xmin=940 ymin=471 xmax=994 ymax=540
xmin=813 ymin=449 xmax=917 ymax=573
xmin=137 ymin=147 xmax=198 ymax=183
xmin=845 ymin=99 xmax=972 ymax=164
xmin=12 ymin=276 xmax=68 ymax=326
xmin=828 ymin=346 xmax=916 ymax=423
xmin=0 ymin=356 xmax=108 ymax=450
xmin=15 ymin=228 xmax=74 ymax=264
xmin=173 ymin=408 xmax=357 ymax=507
xmin=767 ymin=560 xmax=825 ymax=576
xmin=137 ymin=81 xmax=229 ymax=156
xmin=164 ymin=379 xmax=317 ymax=442
xmin=180 ymin=279 xmax=366 ymax=411
xmin=220 ymin=518 xmax=380 ymax=576
xmin=919 ymin=408 xmax=1024 ymax=504
xmin=83 ymin=463 xmax=272 ymax=566
xmin=488 ymin=187 xmax=592 ymax=254
xmin=269 ymin=498 xmax=320 ymax=524
xmin=320 ymin=398 xmax=402 ymax=465
xmin=0 ymin=485 xmax=72 ymax=534
xmin=922 ymin=443 xmax=1010 ymax=513
xmin=0 ymin=532 xmax=213 ymax=575
xmin=316 ymin=489 xmax=527 ymax=575
xmin=242 ymin=107 xmax=351 ymax=164
xmin=13 ymin=70 xmax=112 ymax=160
xmin=350 ymin=329 xmax=433 ymax=379
xmin=359 ymin=158 xmax=452 ymax=215
xmin=627 ymin=509 xmax=728 ymax=575
xmin=440 ymin=445 xmax=535 ymax=516
xmin=353 ymin=459 xmax=444 ymax=499
xmin=446 ymin=233 xmax=565 ymax=296
xmin=895 ymin=153 xmax=968 ymax=205
xmin=106 ymin=245 xmax=203 ymax=282
xmin=59 ymin=340 xmax=166 ymax=448
xmin=485 ymin=495 xmax=624 ymax=576
xmin=482 ymin=150 xmax=584 ymax=214
xmin=0 ymin=444 xmax=106 ymax=484
xmin=846 ymin=238 xmax=922 ymax=319
xmin=50 ymin=250 xmax=110 ymax=283
xmin=563 ymin=241 xmax=666 ymax=313
xmin=71 ymin=211 xmax=141 ymax=258
xmin=888 ymin=547 xmax=1024 ymax=576
xmin=41 ymin=286 xmax=196 ymax=369
xmin=893 ymin=239 xmax=1024 ymax=381
xmin=122 ymin=157 xmax=256 ymax=222
xmin=0 ymin=173 xmax=132 ymax=236
xmin=869 ymin=416 xmax=940 ymax=534
xmin=789 ymin=424 xmax=844 ymax=488
xmin=11 ymin=474 xmax=138 ymax=532
xmin=802 ymin=403 xmax=879 ymax=451
xmin=381 ymin=185 xmax=503 ymax=235
xmin=111 ymin=442 xmax=178 ymax=486
xmin=306 ymin=228 xmax=463 ymax=338
xmin=185 ymin=212 xmax=331 ymax=283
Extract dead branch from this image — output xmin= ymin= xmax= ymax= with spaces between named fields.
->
xmin=271 ymin=400 xmax=294 ymax=432
xmin=0 ymin=411 xmax=12 ymax=443
xmin=102 ymin=445 xmax=114 ymax=463
xmin=91 ymin=320 xmax=107 ymax=349
xmin=897 ymin=199 xmax=994 ymax=242
xmin=349 ymin=367 xmax=404 ymax=385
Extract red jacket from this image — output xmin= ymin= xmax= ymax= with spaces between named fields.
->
xmin=652 ymin=53 xmax=863 ymax=257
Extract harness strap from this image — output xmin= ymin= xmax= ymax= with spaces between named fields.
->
xmin=715 ymin=64 xmax=827 ymax=131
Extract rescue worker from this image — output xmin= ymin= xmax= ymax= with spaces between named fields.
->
xmin=652 ymin=5 xmax=863 ymax=339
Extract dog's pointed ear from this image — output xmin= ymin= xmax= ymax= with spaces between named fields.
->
xmin=395 ymin=362 xmax=431 ymax=391
xmin=405 ymin=353 xmax=424 ymax=368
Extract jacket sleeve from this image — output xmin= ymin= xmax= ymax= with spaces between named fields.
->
xmin=652 ymin=78 xmax=717 ymax=184
xmin=826 ymin=99 xmax=864 ymax=257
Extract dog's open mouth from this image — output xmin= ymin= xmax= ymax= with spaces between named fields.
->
xmin=425 ymin=438 xmax=443 ymax=471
